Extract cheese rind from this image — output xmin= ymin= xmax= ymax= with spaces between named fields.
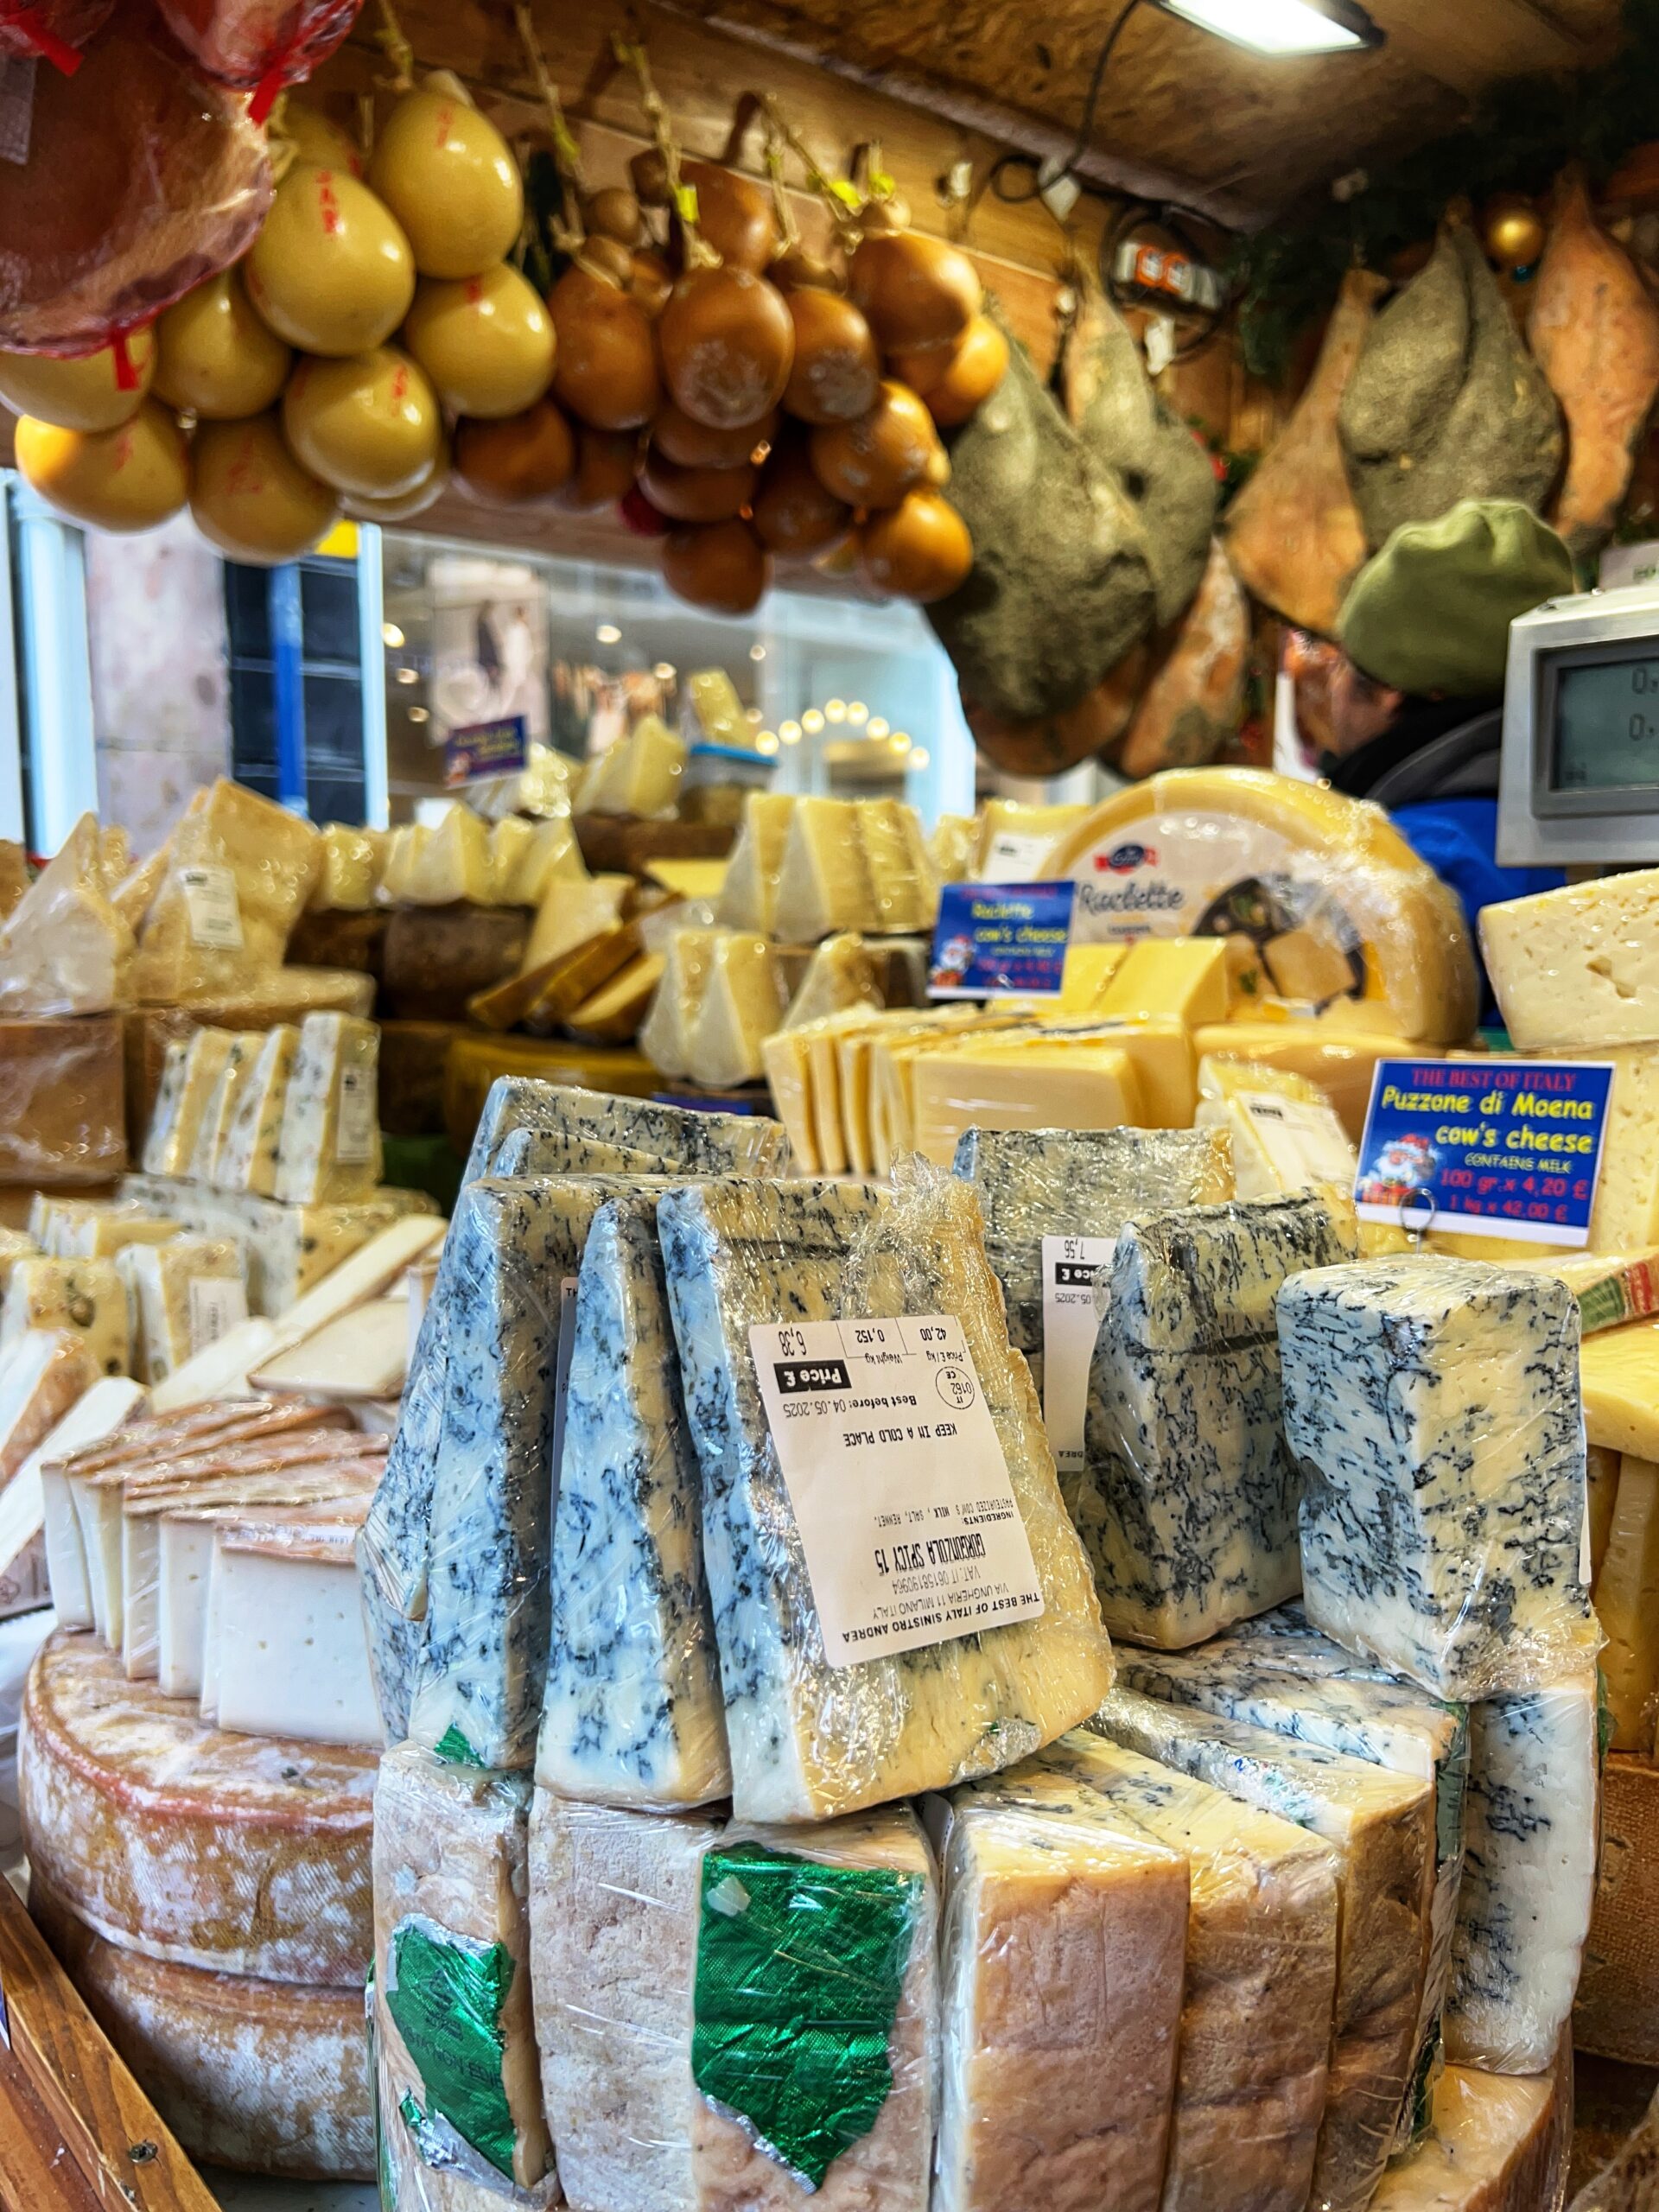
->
xmin=537 ymin=1194 xmax=730 ymax=1808
xmin=1090 ymin=1687 xmax=1434 ymax=2212
xmin=1281 ymin=1258 xmax=1598 ymax=1699
xmin=658 ymin=1169 xmax=1115 ymax=1822
xmin=1079 ymin=1192 xmax=1357 ymax=1646
xmin=373 ymin=1744 xmax=553 ymax=2196
xmin=934 ymin=1784 xmax=1187 ymax=2212
xmin=274 ymin=1011 xmax=382 ymax=1204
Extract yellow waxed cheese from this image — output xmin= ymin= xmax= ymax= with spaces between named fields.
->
xmin=1482 ymin=867 xmax=1659 ymax=1052
xmin=1096 ymin=938 xmax=1233 ymax=1027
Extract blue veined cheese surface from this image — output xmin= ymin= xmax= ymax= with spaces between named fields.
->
xmin=1116 ymin=1634 xmax=1467 ymax=2152
xmin=1446 ymin=1670 xmax=1600 ymax=2075
xmin=1077 ymin=1192 xmax=1357 ymax=1647
xmin=1279 ymin=1259 xmax=1599 ymax=1700
xmin=537 ymin=1194 xmax=730 ymax=1808
xmin=950 ymin=1125 xmax=1233 ymax=1353
xmin=658 ymin=1172 xmax=1114 ymax=1822
xmin=461 ymin=1074 xmax=788 ymax=1185
xmin=1090 ymin=1686 xmax=1433 ymax=2212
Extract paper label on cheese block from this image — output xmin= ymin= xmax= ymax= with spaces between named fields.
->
xmin=982 ymin=830 xmax=1059 ymax=882
xmin=1239 ymin=1091 xmax=1357 ymax=1191
xmin=1040 ymin=1236 xmax=1116 ymax=1475
xmin=336 ymin=1066 xmax=377 ymax=1165
xmin=188 ymin=1274 xmax=247 ymax=1351
xmin=748 ymin=1313 xmax=1043 ymax=1666
xmin=180 ymin=863 xmax=245 ymax=950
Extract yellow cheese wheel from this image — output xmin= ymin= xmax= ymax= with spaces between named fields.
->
xmin=0 ymin=330 xmax=155 ymax=433
xmin=283 ymin=346 xmax=442 ymax=499
xmin=367 ymin=74 xmax=523 ymax=281
xmin=153 ymin=269 xmax=291 ymax=420
xmin=401 ymin=264 xmax=554 ymax=419
xmin=16 ymin=402 xmax=189 ymax=532
xmin=246 ymin=162 xmax=415 ymax=357
xmin=189 ymin=412 xmax=340 ymax=563
xmin=1044 ymin=768 xmax=1478 ymax=1046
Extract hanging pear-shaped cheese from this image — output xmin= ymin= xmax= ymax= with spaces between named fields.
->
xmin=246 ymin=160 xmax=414 ymax=356
xmin=401 ymin=263 xmax=554 ymax=418
xmin=16 ymin=402 xmax=190 ymax=531
xmin=0 ymin=330 xmax=154 ymax=433
xmin=282 ymin=346 xmax=442 ymax=498
xmin=154 ymin=268 xmax=291 ymax=419
xmin=368 ymin=72 xmax=523 ymax=280
xmin=190 ymin=410 xmax=340 ymax=563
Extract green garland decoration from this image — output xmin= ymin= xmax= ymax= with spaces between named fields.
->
xmin=1230 ymin=0 xmax=1659 ymax=380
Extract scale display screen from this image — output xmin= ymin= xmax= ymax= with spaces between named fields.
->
xmin=1552 ymin=652 xmax=1659 ymax=791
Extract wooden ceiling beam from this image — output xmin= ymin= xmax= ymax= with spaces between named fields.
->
xmin=1370 ymin=0 xmax=1592 ymax=97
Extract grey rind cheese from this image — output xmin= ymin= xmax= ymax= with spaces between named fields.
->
xmin=461 ymin=1075 xmax=787 ymax=1185
xmin=537 ymin=1194 xmax=730 ymax=1808
xmin=1090 ymin=1686 xmax=1433 ymax=2212
xmin=1078 ymin=1192 xmax=1357 ymax=1646
xmin=1280 ymin=1258 xmax=1598 ymax=1700
xmin=658 ymin=1172 xmax=1115 ymax=1821
xmin=950 ymin=1125 xmax=1233 ymax=1352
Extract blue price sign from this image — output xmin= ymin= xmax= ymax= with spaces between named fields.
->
xmin=928 ymin=881 xmax=1077 ymax=1001
xmin=445 ymin=714 xmax=528 ymax=786
xmin=1355 ymin=1057 xmax=1615 ymax=1249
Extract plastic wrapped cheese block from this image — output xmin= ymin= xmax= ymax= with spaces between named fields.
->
xmin=933 ymin=1781 xmax=1187 ymax=2212
xmin=390 ymin=806 xmax=494 ymax=906
xmin=0 ymin=1329 xmax=99 ymax=1481
xmin=116 ymin=1236 xmax=245 ymax=1385
xmin=212 ymin=1022 xmax=299 ymax=1194
xmin=658 ymin=1165 xmax=1115 ymax=1821
xmin=0 ymin=812 xmax=134 ymax=1015
xmin=1281 ymin=1259 xmax=1599 ymax=1699
xmin=1042 ymin=770 xmax=1479 ymax=1046
xmin=1090 ymin=1687 xmax=1433 ymax=2212
xmin=1 ymin=1260 xmax=127 ymax=1376
xmin=308 ymin=823 xmax=385 ymax=912
xmin=1078 ymin=1192 xmax=1357 ymax=1647
xmin=373 ymin=1745 xmax=555 ymax=2202
xmin=460 ymin=1075 xmax=787 ymax=1188
xmin=274 ymin=1012 xmax=381 ymax=1204
xmin=715 ymin=793 xmax=796 ymax=934
xmin=538 ymin=1193 xmax=729 ymax=1808
xmin=1480 ymin=866 xmax=1659 ymax=1052
xmin=1369 ymin=2057 xmax=1568 ymax=2212
xmin=530 ymin=1793 xmax=939 ymax=2212
xmin=575 ymin=713 xmax=686 ymax=818
xmin=131 ymin=780 xmax=320 ymax=1003
xmin=1195 ymin=1054 xmax=1358 ymax=1201
xmin=684 ymin=932 xmax=787 ymax=1090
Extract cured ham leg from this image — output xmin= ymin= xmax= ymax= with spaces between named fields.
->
xmin=1117 ymin=537 xmax=1250 ymax=779
xmin=1529 ymin=168 xmax=1659 ymax=559
xmin=1224 ymin=269 xmax=1385 ymax=636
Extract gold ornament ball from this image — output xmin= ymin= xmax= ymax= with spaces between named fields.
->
xmin=1484 ymin=194 xmax=1546 ymax=270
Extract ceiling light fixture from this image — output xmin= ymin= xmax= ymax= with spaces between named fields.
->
xmin=596 ymin=623 xmax=621 ymax=645
xmin=1150 ymin=0 xmax=1381 ymax=54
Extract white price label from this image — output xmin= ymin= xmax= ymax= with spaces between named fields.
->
xmin=1239 ymin=1092 xmax=1357 ymax=1193
xmin=335 ymin=1066 xmax=377 ymax=1164
xmin=548 ymin=1277 xmax=580 ymax=1508
xmin=982 ymin=830 xmax=1058 ymax=884
xmin=749 ymin=1313 xmax=1043 ymax=1668
xmin=1040 ymin=1236 xmax=1117 ymax=1473
xmin=180 ymin=863 xmax=245 ymax=950
xmin=188 ymin=1274 xmax=248 ymax=1352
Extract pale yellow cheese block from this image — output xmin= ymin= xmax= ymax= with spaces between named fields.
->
xmin=1597 ymin=1454 xmax=1659 ymax=1750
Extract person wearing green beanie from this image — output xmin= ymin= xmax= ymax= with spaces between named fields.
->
xmin=1320 ymin=499 xmax=1575 ymax=1004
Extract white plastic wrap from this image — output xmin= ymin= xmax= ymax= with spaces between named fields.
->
xmin=1280 ymin=1257 xmax=1602 ymax=1700
xmin=529 ymin=1790 xmax=939 ymax=2212
xmin=657 ymin=1161 xmax=1115 ymax=1822
xmin=0 ymin=1012 xmax=127 ymax=1185
xmin=155 ymin=0 xmax=361 ymax=118
xmin=0 ymin=813 xmax=133 ymax=1017
xmin=131 ymin=779 xmax=321 ymax=1004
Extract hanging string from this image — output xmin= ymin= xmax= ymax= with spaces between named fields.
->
xmin=372 ymin=0 xmax=413 ymax=93
xmin=613 ymin=29 xmax=720 ymax=270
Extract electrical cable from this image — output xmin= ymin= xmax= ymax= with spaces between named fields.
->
xmin=988 ymin=0 xmax=1146 ymax=204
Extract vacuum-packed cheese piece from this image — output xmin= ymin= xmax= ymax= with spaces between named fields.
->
xmin=1281 ymin=1258 xmax=1598 ymax=1699
xmin=1078 ymin=1192 xmax=1357 ymax=1646
xmin=1446 ymin=1673 xmax=1599 ymax=2075
xmin=1597 ymin=1455 xmax=1659 ymax=1747
xmin=1195 ymin=1054 xmax=1357 ymax=1201
xmin=19 ymin=1627 xmax=375 ymax=1982
xmin=1019 ymin=1731 xmax=1339 ymax=2212
xmin=781 ymin=933 xmax=878 ymax=1031
xmin=1192 ymin=1022 xmax=1414 ymax=1142
xmin=0 ymin=812 xmax=135 ymax=1016
xmin=374 ymin=1745 xmax=554 ymax=2201
xmin=131 ymin=779 xmax=321 ymax=1002
xmin=538 ymin=1194 xmax=729 ymax=1808
xmin=1096 ymin=938 xmax=1232 ymax=1027
xmin=639 ymin=926 xmax=720 ymax=1081
xmin=1 ymin=1257 xmax=128 ymax=1376
xmin=530 ymin=1792 xmax=938 ymax=2212
xmin=576 ymin=713 xmax=686 ymax=818
xmin=308 ymin=823 xmax=384 ymax=912
xmin=1370 ymin=2059 xmax=1567 ymax=2212
xmin=212 ymin=1022 xmax=300 ymax=1195
xmin=772 ymin=798 xmax=877 ymax=944
xmin=857 ymin=798 xmax=937 ymax=934
xmin=462 ymin=1074 xmax=788 ymax=1187
xmin=716 ymin=793 xmax=798 ymax=935
xmin=684 ymin=932 xmax=786 ymax=1090
xmin=186 ymin=1030 xmax=258 ymax=1182
xmin=951 ymin=1124 xmax=1233 ymax=1356
xmin=274 ymin=1012 xmax=381 ymax=1204
xmin=1480 ymin=866 xmax=1659 ymax=1051
xmin=408 ymin=1175 xmax=625 ymax=1770
xmin=1090 ymin=1687 xmax=1433 ymax=2212
xmin=498 ymin=815 xmax=586 ymax=909
xmin=29 ymin=1878 xmax=372 ymax=2183
xmin=658 ymin=1169 xmax=1114 ymax=1821
xmin=54 ymin=1210 xmax=181 ymax=1261
xmin=1118 ymin=1634 xmax=1468 ymax=2150
xmin=398 ymin=805 xmax=494 ymax=906
xmin=117 ymin=1236 xmax=245 ymax=1384
xmin=934 ymin=1783 xmax=1187 ymax=2212
xmin=143 ymin=1028 xmax=236 ymax=1176
xmin=519 ymin=871 xmax=629 ymax=977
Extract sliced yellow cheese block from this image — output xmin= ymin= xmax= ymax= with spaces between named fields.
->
xmin=1582 ymin=1318 xmax=1659 ymax=1459
xmin=912 ymin=1044 xmax=1146 ymax=1168
xmin=566 ymin=955 xmax=664 ymax=1045
xmin=1096 ymin=938 xmax=1232 ymax=1027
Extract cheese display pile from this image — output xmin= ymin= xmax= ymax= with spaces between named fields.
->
xmin=342 ymin=1069 xmax=1597 ymax=2212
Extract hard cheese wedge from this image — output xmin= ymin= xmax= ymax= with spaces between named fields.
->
xmin=639 ymin=926 xmax=720 ymax=1081
xmin=274 ymin=1012 xmax=382 ymax=1205
xmin=537 ymin=1194 xmax=729 ymax=1809
xmin=374 ymin=1744 xmax=555 ymax=2199
xmin=715 ymin=793 xmax=796 ymax=934
xmin=212 ymin=1024 xmax=300 ymax=1196
xmin=683 ymin=931 xmax=785 ymax=1091
xmin=41 ymin=1376 xmax=149 ymax=1629
xmin=1281 ymin=1259 xmax=1598 ymax=1700
xmin=1090 ymin=1687 xmax=1434 ymax=2212
xmin=933 ymin=1780 xmax=1187 ymax=2212
xmin=1095 ymin=938 xmax=1232 ymax=1027
xmin=1370 ymin=2060 xmax=1567 ymax=2212
xmin=782 ymin=934 xmax=877 ymax=1031
xmin=1479 ymin=865 xmax=1659 ymax=1051
xmin=209 ymin=1520 xmax=382 ymax=1744
xmin=1583 ymin=1315 xmax=1659 ymax=1458
xmin=772 ymin=798 xmax=878 ymax=943
xmin=1597 ymin=1455 xmax=1659 ymax=1748
xmin=658 ymin=1172 xmax=1114 ymax=1821
xmin=1079 ymin=1192 xmax=1357 ymax=1646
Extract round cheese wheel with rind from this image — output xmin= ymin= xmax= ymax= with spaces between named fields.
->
xmin=32 ymin=1878 xmax=372 ymax=2183
xmin=18 ymin=1630 xmax=373 ymax=1984
xmin=1041 ymin=767 xmax=1479 ymax=1046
